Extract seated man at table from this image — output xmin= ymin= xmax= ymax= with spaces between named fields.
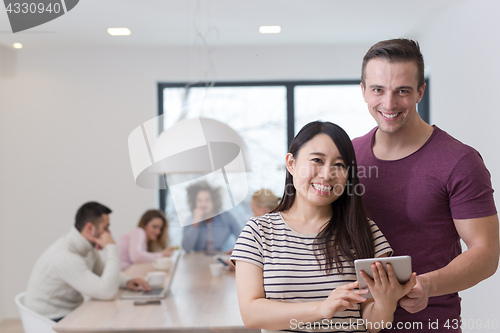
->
xmin=25 ymin=201 xmax=150 ymax=322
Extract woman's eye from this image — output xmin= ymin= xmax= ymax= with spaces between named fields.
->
xmin=312 ymin=158 xmax=323 ymax=163
xmin=334 ymin=163 xmax=346 ymax=168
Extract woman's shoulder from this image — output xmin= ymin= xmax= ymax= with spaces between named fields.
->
xmin=367 ymin=219 xmax=394 ymax=257
xmin=245 ymin=212 xmax=283 ymax=230
xmin=367 ymin=219 xmax=380 ymax=231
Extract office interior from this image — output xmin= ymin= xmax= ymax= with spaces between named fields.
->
xmin=0 ymin=0 xmax=499 ymax=327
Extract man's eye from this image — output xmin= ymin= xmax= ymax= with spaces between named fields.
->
xmin=399 ymin=90 xmax=409 ymax=94
xmin=374 ymin=88 xmax=382 ymax=93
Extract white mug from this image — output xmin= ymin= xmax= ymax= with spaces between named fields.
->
xmin=153 ymin=257 xmax=173 ymax=271
xmin=145 ymin=271 xmax=166 ymax=287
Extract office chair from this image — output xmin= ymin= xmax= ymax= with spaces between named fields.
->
xmin=14 ymin=292 xmax=56 ymax=333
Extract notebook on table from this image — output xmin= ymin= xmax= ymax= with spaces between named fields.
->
xmin=120 ymin=252 xmax=180 ymax=300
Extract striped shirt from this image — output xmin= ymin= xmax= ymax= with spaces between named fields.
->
xmin=230 ymin=212 xmax=393 ymax=333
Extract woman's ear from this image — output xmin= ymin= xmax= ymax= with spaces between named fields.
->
xmin=285 ymin=153 xmax=295 ymax=176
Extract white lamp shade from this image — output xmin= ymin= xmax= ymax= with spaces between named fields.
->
xmin=128 ymin=117 xmax=250 ymax=189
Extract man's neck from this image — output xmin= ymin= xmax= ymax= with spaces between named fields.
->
xmin=373 ymin=116 xmax=434 ymax=161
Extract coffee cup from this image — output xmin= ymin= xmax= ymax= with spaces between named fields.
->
xmin=145 ymin=271 xmax=166 ymax=287
xmin=153 ymin=257 xmax=173 ymax=271
xmin=209 ymin=263 xmax=224 ymax=277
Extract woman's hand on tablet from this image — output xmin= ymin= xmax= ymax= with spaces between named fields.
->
xmin=320 ymin=281 xmax=368 ymax=318
xmin=360 ymin=262 xmax=417 ymax=313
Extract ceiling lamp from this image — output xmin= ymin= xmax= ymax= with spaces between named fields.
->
xmin=259 ymin=26 xmax=281 ymax=34
xmin=107 ymin=28 xmax=131 ymax=36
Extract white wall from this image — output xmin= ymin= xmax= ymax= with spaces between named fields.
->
xmin=419 ymin=0 xmax=500 ymax=325
xmin=0 ymin=44 xmax=368 ymax=318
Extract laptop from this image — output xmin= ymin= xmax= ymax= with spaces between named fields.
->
xmin=120 ymin=252 xmax=180 ymax=300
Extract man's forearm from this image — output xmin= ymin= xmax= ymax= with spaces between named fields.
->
xmin=421 ymin=244 xmax=499 ymax=297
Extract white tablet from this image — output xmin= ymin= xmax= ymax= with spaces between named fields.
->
xmin=354 ymin=255 xmax=412 ymax=298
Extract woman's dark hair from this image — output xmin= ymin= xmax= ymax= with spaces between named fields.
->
xmin=271 ymin=121 xmax=374 ymax=274
xmin=137 ymin=209 xmax=169 ymax=252
xmin=186 ymin=181 xmax=222 ymax=214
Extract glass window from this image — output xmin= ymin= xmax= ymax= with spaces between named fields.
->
xmin=162 ymin=86 xmax=287 ymax=248
xmin=295 ymin=85 xmax=376 ymax=139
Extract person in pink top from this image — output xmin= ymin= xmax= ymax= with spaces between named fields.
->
xmin=119 ymin=209 xmax=176 ymax=271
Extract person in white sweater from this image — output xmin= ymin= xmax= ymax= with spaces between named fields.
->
xmin=24 ymin=202 xmax=150 ymax=321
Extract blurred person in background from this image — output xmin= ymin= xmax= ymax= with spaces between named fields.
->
xmin=119 ymin=209 xmax=176 ymax=271
xmin=25 ymin=202 xmax=149 ymax=322
xmin=251 ymin=188 xmax=280 ymax=217
xmin=182 ymin=181 xmax=242 ymax=253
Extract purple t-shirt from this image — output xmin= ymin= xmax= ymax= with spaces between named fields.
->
xmin=353 ymin=126 xmax=496 ymax=332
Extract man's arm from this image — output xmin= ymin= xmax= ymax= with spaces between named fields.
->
xmin=92 ymin=246 xmax=149 ymax=291
xmin=400 ymin=214 xmax=499 ymax=313
xmin=58 ymin=244 xmax=122 ymax=300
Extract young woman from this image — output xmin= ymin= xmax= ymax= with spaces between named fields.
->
xmin=230 ymin=121 xmax=416 ymax=333
xmin=119 ymin=209 xmax=176 ymax=271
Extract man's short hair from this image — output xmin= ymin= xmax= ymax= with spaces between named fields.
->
xmin=361 ymin=38 xmax=425 ymax=89
xmin=74 ymin=202 xmax=112 ymax=232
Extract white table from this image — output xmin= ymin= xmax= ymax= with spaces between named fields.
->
xmin=53 ymin=252 xmax=258 ymax=333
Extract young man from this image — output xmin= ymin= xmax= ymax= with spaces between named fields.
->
xmin=353 ymin=39 xmax=499 ymax=332
xmin=25 ymin=202 xmax=150 ymax=321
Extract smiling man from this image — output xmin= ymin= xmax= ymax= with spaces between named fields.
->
xmin=353 ymin=39 xmax=499 ymax=332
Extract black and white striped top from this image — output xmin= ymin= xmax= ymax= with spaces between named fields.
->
xmin=230 ymin=212 xmax=393 ymax=333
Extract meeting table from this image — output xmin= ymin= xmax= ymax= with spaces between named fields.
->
xmin=53 ymin=251 xmax=259 ymax=333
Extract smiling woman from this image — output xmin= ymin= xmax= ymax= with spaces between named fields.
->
xmin=229 ymin=121 xmax=417 ymax=333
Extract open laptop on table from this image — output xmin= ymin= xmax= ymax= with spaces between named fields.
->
xmin=120 ymin=252 xmax=180 ymax=300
